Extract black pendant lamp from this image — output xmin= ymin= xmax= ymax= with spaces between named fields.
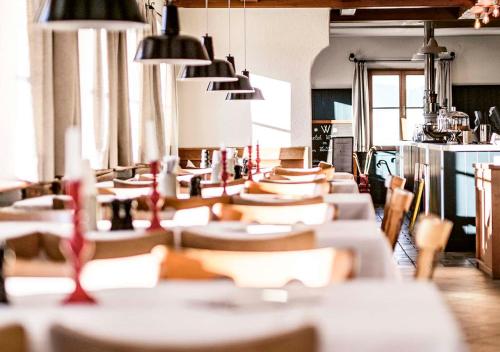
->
xmin=135 ymin=1 xmax=211 ymax=66
xmin=226 ymin=0 xmax=264 ymax=101
xmin=207 ymin=56 xmax=254 ymax=93
xmin=178 ymin=0 xmax=237 ymax=82
xmin=206 ymin=0 xmax=254 ymax=93
xmin=36 ymin=0 xmax=147 ymax=31
xmin=226 ymin=87 xmax=264 ymax=101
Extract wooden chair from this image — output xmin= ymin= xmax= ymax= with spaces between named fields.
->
xmin=113 ymin=179 xmax=152 ymax=189
xmin=212 ymin=203 xmax=336 ymax=225
xmin=249 ymin=146 xmax=309 ymax=169
xmin=95 ymin=169 xmax=115 ymax=182
xmin=260 ymin=176 xmax=327 ymax=184
xmin=5 ymin=233 xmax=41 ymax=259
xmin=0 ymin=324 xmax=27 ymax=352
xmin=272 ymin=166 xmax=335 ymax=180
xmin=160 ymin=247 xmax=355 ymax=287
xmin=381 ymin=175 xmax=407 ymax=230
xmin=6 ymin=234 xmax=173 ymax=288
xmin=381 ymin=188 xmax=414 ymax=250
xmin=414 ymin=215 xmax=453 ymax=280
xmin=180 ymin=229 xmax=315 ymax=252
xmin=41 ymin=230 xmax=174 ymax=262
xmin=135 ymin=195 xmax=232 ymax=212
xmin=231 ymin=195 xmax=323 ymax=206
xmin=51 ymin=324 xmax=318 ymax=352
xmin=244 ymin=181 xmax=330 ymax=197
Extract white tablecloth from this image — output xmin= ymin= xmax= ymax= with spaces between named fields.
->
xmin=184 ymin=221 xmax=398 ymax=280
xmin=0 ymin=280 xmax=466 ymax=352
xmin=330 ymin=180 xmax=359 ymax=194
xmin=331 ymin=172 xmax=355 ymax=181
xmin=323 ymin=193 xmax=375 ymax=220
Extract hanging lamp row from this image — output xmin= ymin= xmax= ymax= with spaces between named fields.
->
xmin=35 ymin=0 xmax=263 ymax=100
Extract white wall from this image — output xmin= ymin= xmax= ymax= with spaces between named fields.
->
xmin=312 ymin=35 xmax=500 ymax=89
xmin=177 ymin=8 xmax=330 ymax=147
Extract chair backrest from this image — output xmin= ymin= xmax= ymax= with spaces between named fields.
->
xmin=6 ymin=233 xmax=41 ymax=259
xmin=212 ymin=203 xmax=336 ymax=225
xmin=50 ymin=324 xmax=318 ymax=352
xmin=231 ymin=195 xmax=324 ymax=206
xmin=95 ymin=169 xmax=115 ymax=182
xmin=41 ymin=230 xmax=174 ymax=262
xmin=414 ymin=215 xmax=453 ymax=280
xmin=260 ymin=176 xmax=327 ymax=184
xmin=272 ymin=166 xmax=335 ymax=180
xmin=382 ymin=188 xmax=414 ymax=250
xmin=180 ymin=229 xmax=316 ymax=252
xmin=113 ymin=179 xmax=152 ymax=189
xmin=381 ymin=175 xmax=407 ymax=229
xmin=0 ymin=324 xmax=27 ymax=352
xmin=160 ymin=247 xmax=355 ymax=287
xmin=251 ymin=147 xmax=309 ymax=169
xmin=244 ymin=181 xmax=330 ymax=197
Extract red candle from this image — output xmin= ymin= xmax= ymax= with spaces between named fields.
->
xmin=63 ymin=180 xmax=96 ymax=305
xmin=148 ymin=160 xmax=163 ymax=231
xmin=221 ymin=147 xmax=228 ymax=195
xmin=247 ymin=145 xmax=253 ymax=181
xmin=256 ymin=141 xmax=261 ymax=173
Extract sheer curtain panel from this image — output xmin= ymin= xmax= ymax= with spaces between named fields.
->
xmin=352 ymin=62 xmax=371 ymax=152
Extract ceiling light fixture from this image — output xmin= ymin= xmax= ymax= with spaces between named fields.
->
xmin=226 ymin=0 xmax=264 ymax=101
xmin=134 ymin=0 xmax=211 ymax=66
xmin=207 ymin=0 xmax=254 ymax=93
xmin=177 ymin=0 xmax=237 ymax=82
xmin=470 ymin=0 xmax=500 ymax=28
xmin=36 ymin=0 xmax=147 ymax=30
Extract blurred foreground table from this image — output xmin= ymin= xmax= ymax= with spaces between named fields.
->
xmin=0 ymin=280 xmax=466 ymax=352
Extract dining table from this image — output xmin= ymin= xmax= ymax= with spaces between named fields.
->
xmin=0 ymin=279 xmax=467 ymax=352
xmin=330 ymin=179 xmax=359 ymax=194
xmin=323 ymin=193 xmax=375 ymax=220
xmin=0 ymin=217 xmax=398 ymax=280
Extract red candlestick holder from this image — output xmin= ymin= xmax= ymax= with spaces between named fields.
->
xmin=221 ymin=148 xmax=228 ymax=195
xmin=256 ymin=142 xmax=261 ymax=174
xmin=148 ymin=160 xmax=163 ymax=231
xmin=63 ymin=180 xmax=96 ymax=305
xmin=247 ymin=145 xmax=253 ymax=181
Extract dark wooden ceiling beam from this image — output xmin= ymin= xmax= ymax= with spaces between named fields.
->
xmin=173 ymin=0 xmax=475 ymax=9
xmin=330 ymin=8 xmax=462 ymax=22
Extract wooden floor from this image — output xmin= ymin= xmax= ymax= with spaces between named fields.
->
xmin=376 ymin=208 xmax=500 ymax=352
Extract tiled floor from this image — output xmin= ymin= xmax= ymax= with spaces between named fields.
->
xmin=375 ymin=207 xmax=500 ymax=352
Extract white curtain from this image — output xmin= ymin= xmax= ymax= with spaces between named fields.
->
xmin=27 ymin=0 xmax=81 ymax=180
xmin=134 ymin=1 xmax=179 ymax=161
xmin=352 ymin=62 xmax=371 ymax=152
xmin=79 ymin=29 xmax=133 ymax=170
xmin=436 ymin=60 xmax=452 ymax=110
xmin=136 ymin=1 xmax=167 ymax=162
xmin=164 ymin=65 xmax=180 ymax=157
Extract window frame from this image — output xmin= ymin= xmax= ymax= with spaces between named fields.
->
xmin=368 ymin=69 xmax=424 ymax=143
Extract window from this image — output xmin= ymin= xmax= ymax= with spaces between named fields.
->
xmin=369 ymin=70 xmax=425 ymax=146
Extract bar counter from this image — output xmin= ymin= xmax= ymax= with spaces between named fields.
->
xmin=399 ymin=141 xmax=500 ymax=251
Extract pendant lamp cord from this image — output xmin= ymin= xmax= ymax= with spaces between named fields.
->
xmin=205 ymin=0 xmax=209 ymax=34
xmin=228 ymin=0 xmax=231 ymax=54
xmin=244 ymin=0 xmax=247 ymax=69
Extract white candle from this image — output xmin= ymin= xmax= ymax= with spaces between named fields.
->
xmin=65 ymin=126 xmax=82 ymax=180
xmin=146 ymin=121 xmax=160 ymax=161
